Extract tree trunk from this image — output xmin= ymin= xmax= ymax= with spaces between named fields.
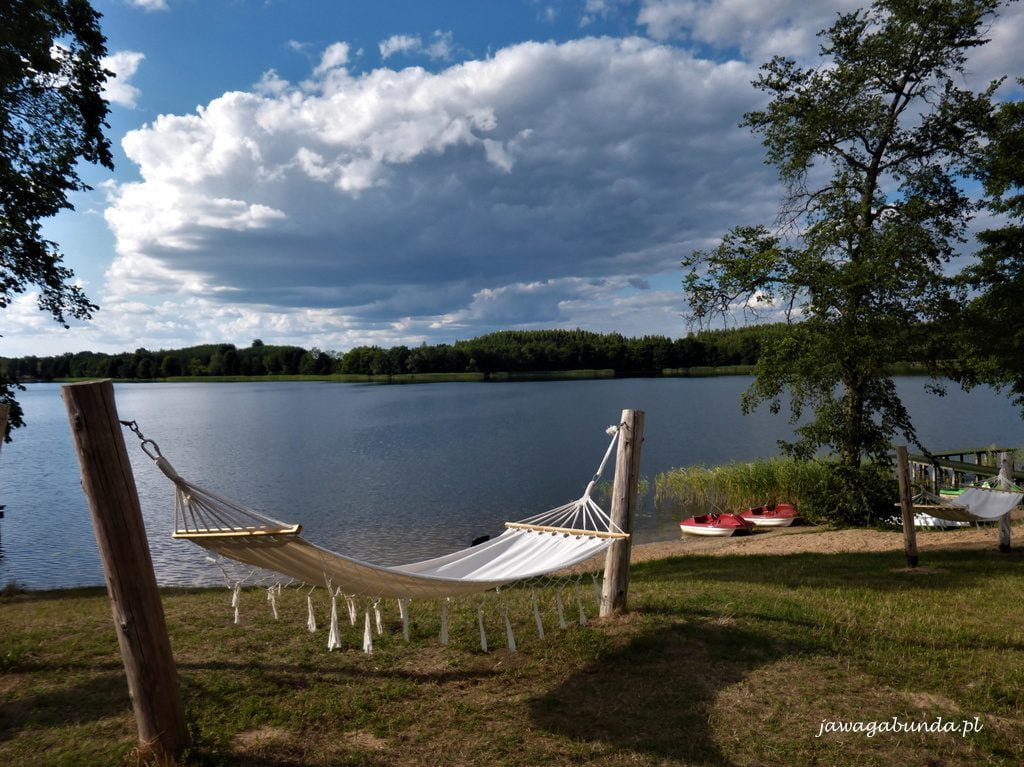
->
xmin=841 ymin=378 xmax=865 ymax=468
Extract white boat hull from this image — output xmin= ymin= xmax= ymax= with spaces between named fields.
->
xmin=680 ymin=525 xmax=738 ymax=537
xmin=913 ymin=514 xmax=970 ymax=530
xmin=745 ymin=516 xmax=796 ymax=528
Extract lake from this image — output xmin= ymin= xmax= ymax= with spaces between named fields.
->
xmin=2 ymin=377 xmax=1022 ymax=589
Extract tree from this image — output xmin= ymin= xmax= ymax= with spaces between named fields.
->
xmin=208 ymin=350 xmax=226 ymax=376
xmin=1 ymin=0 xmax=112 ymax=435
xmin=160 ymin=355 xmax=181 ymax=378
xmin=683 ymin=0 xmax=1003 ymax=468
xmin=951 ymin=88 xmax=1024 ymax=407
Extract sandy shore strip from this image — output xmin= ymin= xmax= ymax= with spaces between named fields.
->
xmin=628 ymin=524 xmax=1018 ymax=563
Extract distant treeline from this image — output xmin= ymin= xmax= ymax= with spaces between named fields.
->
xmin=4 ymin=325 xmax=793 ymax=381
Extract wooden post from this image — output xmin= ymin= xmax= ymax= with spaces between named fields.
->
xmin=600 ymin=409 xmax=645 ymax=616
xmin=62 ymin=381 xmax=188 ymax=760
xmin=999 ymin=451 xmax=1012 ymax=553
xmin=896 ymin=446 xmax=919 ymax=568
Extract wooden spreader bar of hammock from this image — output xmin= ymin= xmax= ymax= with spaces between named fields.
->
xmin=504 ymin=521 xmax=629 ymax=539
xmin=173 ymin=524 xmax=302 ymax=539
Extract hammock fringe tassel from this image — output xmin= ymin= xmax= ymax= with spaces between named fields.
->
xmin=399 ymin=598 xmax=411 ymax=642
xmin=363 ymin=610 xmax=373 ymax=655
xmin=478 ymin=605 xmax=488 ymax=653
xmin=267 ymin=586 xmax=278 ymax=620
xmin=231 ymin=582 xmax=241 ymax=625
xmin=306 ymin=594 xmax=316 ymax=632
xmin=214 ymin=575 xmax=602 ymax=654
xmin=327 ymin=592 xmax=341 ymax=651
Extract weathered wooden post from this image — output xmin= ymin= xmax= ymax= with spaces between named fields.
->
xmin=999 ymin=451 xmax=1013 ymax=553
xmin=896 ymin=446 xmax=919 ymax=568
xmin=600 ymin=409 xmax=645 ymax=616
xmin=62 ymin=381 xmax=188 ymax=760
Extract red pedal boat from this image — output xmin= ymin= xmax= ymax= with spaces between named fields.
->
xmin=738 ymin=503 xmax=799 ymax=528
xmin=679 ymin=513 xmax=755 ymax=537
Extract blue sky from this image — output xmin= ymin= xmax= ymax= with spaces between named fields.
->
xmin=9 ymin=0 xmax=1024 ymax=356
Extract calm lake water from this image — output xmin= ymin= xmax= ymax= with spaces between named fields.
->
xmin=2 ymin=378 xmax=1022 ymax=589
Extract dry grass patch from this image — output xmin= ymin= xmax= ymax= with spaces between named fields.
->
xmin=346 ymin=730 xmax=388 ymax=750
xmin=712 ymin=657 xmax=1000 ymax=766
xmin=232 ymin=725 xmax=294 ymax=749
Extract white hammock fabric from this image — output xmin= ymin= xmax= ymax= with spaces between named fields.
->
xmin=917 ymin=487 xmax=1021 ymax=523
xmin=145 ymin=427 xmax=625 ymax=599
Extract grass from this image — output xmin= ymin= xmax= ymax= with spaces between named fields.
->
xmin=2 ymin=546 xmax=1023 ymax=766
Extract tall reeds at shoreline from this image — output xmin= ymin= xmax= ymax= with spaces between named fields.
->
xmin=655 ymin=458 xmax=832 ymax=521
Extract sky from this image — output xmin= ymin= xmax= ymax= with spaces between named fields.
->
xmin=6 ymin=0 xmax=1024 ymax=356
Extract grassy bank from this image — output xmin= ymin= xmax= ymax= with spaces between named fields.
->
xmin=2 ymin=543 xmax=1023 ymax=765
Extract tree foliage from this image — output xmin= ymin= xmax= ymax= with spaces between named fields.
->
xmin=1 ymin=326 xmax=803 ymax=381
xmin=0 ymin=0 xmax=112 ymax=434
xmin=953 ymin=87 xmax=1024 ymax=407
xmin=683 ymin=0 xmax=1004 ymax=467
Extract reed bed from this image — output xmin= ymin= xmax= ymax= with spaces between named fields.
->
xmin=655 ymin=458 xmax=831 ymax=521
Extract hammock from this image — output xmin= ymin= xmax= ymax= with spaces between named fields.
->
xmin=133 ymin=423 xmax=627 ymax=599
xmin=912 ymin=486 xmax=1022 ymax=523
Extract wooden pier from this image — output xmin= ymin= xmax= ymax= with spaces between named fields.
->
xmin=906 ymin=446 xmax=1022 ymax=491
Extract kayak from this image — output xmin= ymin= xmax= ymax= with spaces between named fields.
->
xmin=679 ymin=513 xmax=755 ymax=537
xmin=739 ymin=503 xmax=799 ymax=528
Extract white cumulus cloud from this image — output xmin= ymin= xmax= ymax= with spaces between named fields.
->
xmin=127 ymin=0 xmax=169 ymax=11
xmin=313 ymin=42 xmax=351 ymax=75
xmin=98 ymin=36 xmax=777 ymax=348
xmin=101 ymin=50 xmax=145 ymax=108
xmin=380 ymin=34 xmax=421 ymax=59
xmin=638 ymin=0 xmax=863 ymax=60
xmin=379 ymin=31 xmax=456 ymax=60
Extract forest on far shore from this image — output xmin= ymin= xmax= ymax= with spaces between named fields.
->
xmin=2 ymin=326 xmax=810 ymax=380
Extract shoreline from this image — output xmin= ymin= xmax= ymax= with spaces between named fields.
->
xmin=629 ymin=523 xmax=1018 ymax=563
xmin=26 ymin=365 xmax=757 ymax=386
xmin=4 ymin=525 xmax=1016 ymax=595
xmin=19 ymin=363 xmax=938 ymax=386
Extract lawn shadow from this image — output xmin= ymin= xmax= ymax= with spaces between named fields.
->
xmin=531 ymin=545 xmax=1024 ymax=764
xmin=530 ymin=619 xmax=785 ymax=766
xmin=0 ymin=672 xmax=129 ymax=741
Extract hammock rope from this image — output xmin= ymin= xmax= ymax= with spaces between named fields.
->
xmin=123 ymin=420 xmax=626 ymax=600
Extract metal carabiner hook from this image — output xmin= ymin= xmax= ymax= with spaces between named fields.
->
xmin=119 ymin=420 xmax=164 ymax=460
xmin=140 ymin=439 xmax=162 ymax=461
